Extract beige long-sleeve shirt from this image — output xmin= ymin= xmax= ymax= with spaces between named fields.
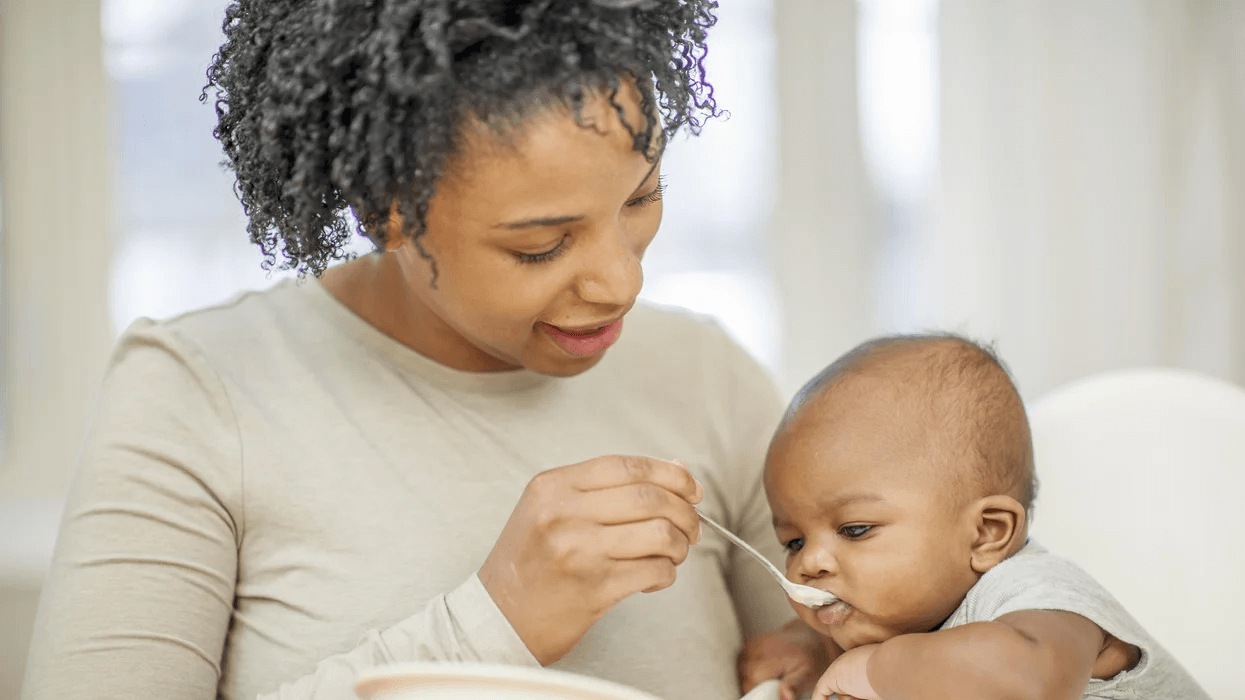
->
xmin=22 ymin=278 xmax=793 ymax=700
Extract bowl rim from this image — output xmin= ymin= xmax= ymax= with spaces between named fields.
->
xmin=355 ymin=661 xmax=666 ymax=700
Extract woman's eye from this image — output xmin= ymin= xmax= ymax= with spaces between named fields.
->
xmin=514 ymin=237 xmax=568 ymax=264
xmin=783 ymin=538 xmax=804 ymax=553
xmin=625 ymin=176 xmax=665 ymax=208
xmin=839 ymin=524 xmax=872 ymax=540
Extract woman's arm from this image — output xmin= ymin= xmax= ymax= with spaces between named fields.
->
xmin=257 ymin=574 xmax=538 ymax=699
xmin=266 ymin=452 xmax=705 ymax=698
xmin=814 ymin=610 xmax=1106 ymax=700
xmin=22 ymin=323 xmax=243 ymax=699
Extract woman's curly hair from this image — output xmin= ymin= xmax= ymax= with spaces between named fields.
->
xmin=203 ymin=0 xmax=720 ymax=276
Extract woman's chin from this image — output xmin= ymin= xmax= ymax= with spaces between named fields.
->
xmin=520 ymin=341 xmax=617 ymax=376
xmin=526 ymin=352 xmax=608 ymax=377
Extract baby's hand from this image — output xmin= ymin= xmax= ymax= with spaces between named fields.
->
xmin=813 ymin=645 xmax=881 ymax=700
xmin=738 ymin=620 xmax=828 ymax=700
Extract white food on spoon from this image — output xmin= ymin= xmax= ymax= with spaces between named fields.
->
xmin=786 ymin=583 xmax=838 ymax=608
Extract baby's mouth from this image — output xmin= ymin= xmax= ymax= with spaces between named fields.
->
xmin=815 ymin=600 xmax=854 ymax=626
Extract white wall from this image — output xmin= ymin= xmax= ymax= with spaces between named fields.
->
xmin=0 ymin=0 xmax=112 ymax=694
xmin=1 ymin=0 xmax=114 ymax=500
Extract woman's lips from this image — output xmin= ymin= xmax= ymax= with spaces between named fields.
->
xmin=542 ymin=319 xmax=624 ymax=357
xmin=816 ymin=600 xmax=853 ymax=626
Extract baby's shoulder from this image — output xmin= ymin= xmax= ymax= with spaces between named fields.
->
xmin=953 ymin=542 xmax=1122 ymax=625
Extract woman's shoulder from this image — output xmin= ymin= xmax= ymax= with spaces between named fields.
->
xmin=620 ymin=301 xmax=747 ymax=365
xmin=606 ymin=301 xmax=781 ymax=406
xmin=154 ymin=277 xmax=318 ymax=340
xmin=103 ymin=279 xmax=340 ymax=404
xmin=125 ymin=278 xmax=328 ymax=363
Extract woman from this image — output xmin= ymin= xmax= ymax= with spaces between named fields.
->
xmin=23 ymin=1 xmax=825 ymax=698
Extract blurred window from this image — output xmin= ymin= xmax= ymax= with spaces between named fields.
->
xmin=1 ymin=187 xmax=6 ymax=451
xmin=103 ymin=0 xmax=315 ymax=336
xmin=856 ymin=0 xmax=940 ymax=330
xmin=637 ymin=0 xmax=781 ymax=369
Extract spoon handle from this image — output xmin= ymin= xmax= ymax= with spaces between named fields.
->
xmin=694 ymin=508 xmax=791 ymax=588
xmin=694 ymin=507 xmax=839 ymax=607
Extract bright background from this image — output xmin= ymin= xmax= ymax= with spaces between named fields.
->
xmin=2 ymin=1 xmax=1243 ymax=698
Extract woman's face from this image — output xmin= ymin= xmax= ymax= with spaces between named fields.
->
xmin=387 ymin=84 xmax=663 ymax=377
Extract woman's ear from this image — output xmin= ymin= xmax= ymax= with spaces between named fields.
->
xmin=968 ymin=495 xmax=1027 ymax=573
xmin=383 ymin=201 xmax=406 ymax=252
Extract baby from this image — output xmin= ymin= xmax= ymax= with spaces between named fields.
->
xmin=764 ymin=334 xmax=1209 ymax=700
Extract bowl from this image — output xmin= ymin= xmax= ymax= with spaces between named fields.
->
xmin=741 ymin=679 xmax=782 ymax=700
xmin=355 ymin=662 xmax=666 ymax=700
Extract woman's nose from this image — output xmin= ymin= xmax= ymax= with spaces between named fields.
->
xmin=577 ymin=227 xmax=643 ymax=307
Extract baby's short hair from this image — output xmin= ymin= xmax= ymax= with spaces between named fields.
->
xmin=781 ymin=333 xmax=1038 ymax=511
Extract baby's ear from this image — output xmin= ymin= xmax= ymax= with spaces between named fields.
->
xmin=968 ymin=495 xmax=1027 ymax=573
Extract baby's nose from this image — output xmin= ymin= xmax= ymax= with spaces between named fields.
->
xmin=791 ymin=543 xmax=838 ymax=581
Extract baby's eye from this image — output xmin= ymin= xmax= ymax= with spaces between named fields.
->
xmin=838 ymin=524 xmax=872 ymax=540
xmin=783 ymin=538 xmax=804 ymax=553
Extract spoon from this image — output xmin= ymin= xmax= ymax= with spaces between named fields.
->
xmin=695 ymin=507 xmax=839 ymax=608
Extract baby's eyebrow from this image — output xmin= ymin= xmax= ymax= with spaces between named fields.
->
xmin=821 ymin=493 xmax=885 ymax=510
xmin=770 ymin=493 xmax=887 ymax=529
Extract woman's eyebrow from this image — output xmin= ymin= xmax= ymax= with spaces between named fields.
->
xmin=497 ymin=214 xmax=584 ymax=230
xmin=495 ymin=156 xmax=665 ymax=230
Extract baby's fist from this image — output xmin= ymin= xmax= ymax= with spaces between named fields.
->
xmin=813 ymin=645 xmax=880 ymax=700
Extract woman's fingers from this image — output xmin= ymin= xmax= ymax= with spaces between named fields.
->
xmin=477 ymin=455 xmax=706 ymax=666
xmin=601 ymin=555 xmax=680 ymax=597
xmin=599 ymin=518 xmax=693 ymax=564
xmin=564 ymin=454 xmax=703 ymax=504
xmin=578 ymin=482 xmax=701 ymax=544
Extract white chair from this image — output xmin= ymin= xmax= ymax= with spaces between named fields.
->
xmin=1027 ymin=368 xmax=1245 ymax=700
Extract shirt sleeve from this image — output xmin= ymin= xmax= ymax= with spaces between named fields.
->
xmin=260 ymin=574 xmax=538 ymax=699
xmin=713 ymin=327 xmax=797 ymax=641
xmin=21 ymin=321 xmax=537 ymax=700
xmin=967 ymin=549 xmax=1151 ymax=650
xmin=22 ymin=321 xmax=243 ymax=699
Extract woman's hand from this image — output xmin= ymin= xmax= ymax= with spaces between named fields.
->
xmin=813 ymin=644 xmax=880 ymax=700
xmin=739 ymin=619 xmax=835 ymax=700
xmin=478 ymin=455 xmax=704 ymax=665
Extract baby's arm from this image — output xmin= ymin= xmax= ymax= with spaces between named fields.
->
xmin=814 ymin=610 xmax=1106 ymax=700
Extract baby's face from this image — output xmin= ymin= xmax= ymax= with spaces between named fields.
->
xmin=764 ymin=382 xmax=983 ymax=650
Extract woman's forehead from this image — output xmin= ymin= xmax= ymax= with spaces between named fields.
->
xmin=456 ymin=80 xmax=654 ymax=157
xmin=447 ymin=100 xmax=652 ymax=187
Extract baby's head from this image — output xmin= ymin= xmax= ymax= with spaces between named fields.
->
xmin=764 ymin=333 xmax=1036 ymax=651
